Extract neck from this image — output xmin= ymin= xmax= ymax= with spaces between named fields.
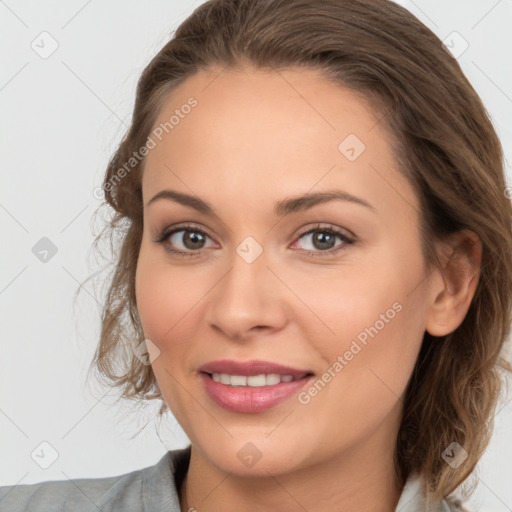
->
xmin=179 ymin=438 xmax=404 ymax=512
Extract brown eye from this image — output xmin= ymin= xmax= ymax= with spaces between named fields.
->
xmin=156 ymin=225 xmax=216 ymax=256
xmin=292 ymin=224 xmax=355 ymax=257
xmin=308 ymin=231 xmax=337 ymax=250
xmin=176 ymin=230 xmax=207 ymax=250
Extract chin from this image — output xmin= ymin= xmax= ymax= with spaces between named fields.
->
xmin=194 ymin=436 xmax=312 ymax=477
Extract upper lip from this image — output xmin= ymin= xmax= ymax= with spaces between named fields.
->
xmin=199 ymin=359 xmax=314 ymax=378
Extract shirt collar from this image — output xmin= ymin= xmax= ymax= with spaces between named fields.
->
xmin=91 ymin=445 xmax=451 ymax=512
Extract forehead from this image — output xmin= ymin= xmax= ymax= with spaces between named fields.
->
xmin=141 ymin=65 xmax=417 ymax=223
xmin=147 ymin=64 xmax=386 ymax=159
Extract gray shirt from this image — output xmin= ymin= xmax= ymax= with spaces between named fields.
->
xmin=0 ymin=445 xmax=470 ymax=511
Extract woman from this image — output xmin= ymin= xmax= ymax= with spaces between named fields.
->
xmin=1 ymin=0 xmax=511 ymax=510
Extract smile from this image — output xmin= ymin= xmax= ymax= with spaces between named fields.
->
xmin=209 ymin=373 xmax=302 ymax=387
xmin=199 ymin=371 xmax=314 ymax=413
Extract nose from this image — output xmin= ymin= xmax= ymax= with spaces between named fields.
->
xmin=204 ymin=245 xmax=289 ymax=342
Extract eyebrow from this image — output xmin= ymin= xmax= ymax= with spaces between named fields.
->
xmin=146 ymin=189 xmax=376 ymax=216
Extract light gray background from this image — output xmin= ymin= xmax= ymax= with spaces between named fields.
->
xmin=1 ymin=1 xmax=511 ymax=511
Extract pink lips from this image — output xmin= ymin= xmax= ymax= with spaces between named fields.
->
xmin=198 ymin=359 xmax=314 ymax=413
xmin=199 ymin=359 xmax=312 ymax=378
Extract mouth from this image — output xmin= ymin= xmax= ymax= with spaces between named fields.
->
xmin=198 ymin=359 xmax=314 ymax=379
xmin=200 ymin=371 xmax=313 ymax=387
xmin=197 ymin=360 xmax=315 ymax=413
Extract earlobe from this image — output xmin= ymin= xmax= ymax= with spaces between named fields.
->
xmin=425 ymin=230 xmax=482 ymax=338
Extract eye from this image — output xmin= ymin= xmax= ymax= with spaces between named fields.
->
xmin=155 ymin=222 xmax=355 ymax=258
xmin=291 ymin=224 xmax=354 ymax=257
xmin=155 ymin=223 xmax=216 ymax=256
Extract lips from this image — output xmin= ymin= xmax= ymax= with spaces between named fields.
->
xmin=199 ymin=359 xmax=313 ymax=378
xmin=198 ymin=359 xmax=315 ymax=413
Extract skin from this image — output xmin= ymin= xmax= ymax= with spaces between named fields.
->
xmin=135 ymin=64 xmax=481 ymax=512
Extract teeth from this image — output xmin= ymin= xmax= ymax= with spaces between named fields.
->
xmin=231 ymin=375 xmax=247 ymax=386
xmin=210 ymin=373 xmax=300 ymax=387
xmin=264 ymin=374 xmax=281 ymax=386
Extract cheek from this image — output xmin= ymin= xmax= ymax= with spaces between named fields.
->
xmin=296 ymin=284 xmax=425 ymax=443
xmin=295 ymin=242 xmax=427 ymax=390
xmin=134 ymin=250 xmax=204 ymax=424
xmin=135 ymin=245 xmax=202 ymax=340
xmin=135 ymin=252 xmax=166 ymax=338
xmin=322 ymin=301 xmax=423 ymax=441
xmin=280 ymin=260 xmax=407 ymax=347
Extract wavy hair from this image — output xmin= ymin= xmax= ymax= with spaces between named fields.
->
xmin=85 ymin=0 xmax=512 ymax=504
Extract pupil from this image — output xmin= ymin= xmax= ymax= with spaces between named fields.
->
xmin=185 ymin=231 xmax=204 ymax=249
xmin=314 ymin=232 xmax=334 ymax=250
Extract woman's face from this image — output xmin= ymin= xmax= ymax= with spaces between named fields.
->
xmin=135 ymin=65 xmax=436 ymax=476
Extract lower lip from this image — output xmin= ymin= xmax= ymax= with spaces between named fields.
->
xmin=199 ymin=372 xmax=314 ymax=413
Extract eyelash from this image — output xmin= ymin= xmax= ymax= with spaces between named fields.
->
xmin=154 ymin=222 xmax=355 ymax=258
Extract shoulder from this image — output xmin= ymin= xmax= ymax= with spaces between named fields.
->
xmin=0 ymin=446 xmax=191 ymax=512
xmin=396 ymin=472 xmax=474 ymax=512
xmin=443 ymin=496 xmax=473 ymax=512
xmin=0 ymin=472 xmax=135 ymax=512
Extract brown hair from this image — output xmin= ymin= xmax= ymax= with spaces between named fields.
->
xmin=85 ymin=0 xmax=512 ymax=504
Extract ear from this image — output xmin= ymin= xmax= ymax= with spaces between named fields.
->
xmin=425 ymin=230 xmax=482 ymax=337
